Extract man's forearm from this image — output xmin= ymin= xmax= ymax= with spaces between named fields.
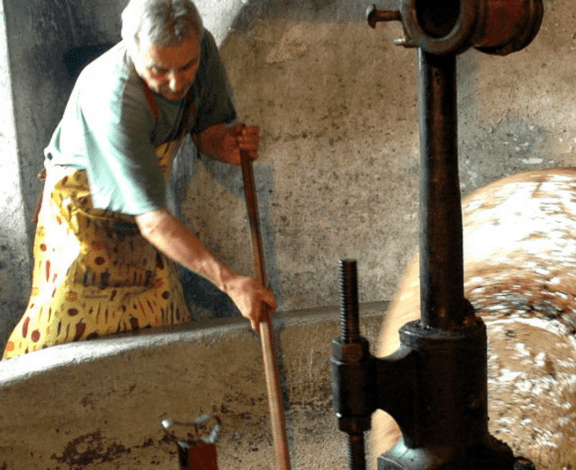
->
xmin=193 ymin=123 xmax=232 ymax=163
xmin=135 ymin=209 xmax=235 ymax=291
xmin=135 ymin=208 xmax=277 ymax=332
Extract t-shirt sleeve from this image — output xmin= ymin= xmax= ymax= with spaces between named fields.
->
xmin=190 ymin=30 xmax=237 ymax=135
xmin=79 ymin=78 xmax=166 ymax=215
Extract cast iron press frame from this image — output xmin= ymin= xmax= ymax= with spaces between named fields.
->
xmin=331 ymin=1 xmax=543 ymax=469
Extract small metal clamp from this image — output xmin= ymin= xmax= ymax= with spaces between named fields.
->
xmin=162 ymin=414 xmax=222 ymax=447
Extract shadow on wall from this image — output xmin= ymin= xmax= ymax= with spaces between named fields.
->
xmin=63 ymin=43 xmax=117 ymax=79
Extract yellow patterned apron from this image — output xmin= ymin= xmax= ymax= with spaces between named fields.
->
xmin=3 ymin=142 xmax=190 ymax=359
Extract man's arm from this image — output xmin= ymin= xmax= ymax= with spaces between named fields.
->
xmin=135 ymin=208 xmax=276 ymax=333
xmin=193 ymin=123 xmax=260 ymax=165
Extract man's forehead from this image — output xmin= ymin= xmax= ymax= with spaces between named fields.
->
xmin=141 ymin=37 xmax=201 ymax=68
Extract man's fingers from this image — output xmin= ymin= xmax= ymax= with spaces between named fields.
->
xmin=251 ymin=318 xmax=260 ymax=335
xmin=264 ymin=288 xmax=277 ymax=313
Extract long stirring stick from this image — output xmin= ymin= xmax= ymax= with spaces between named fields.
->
xmin=240 ymin=149 xmax=292 ymax=470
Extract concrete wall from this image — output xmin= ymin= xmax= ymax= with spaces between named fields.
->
xmin=1 ymin=0 xmax=575 ymax=348
xmin=0 ymin=1 xmax=30 ymax=352
xmin=186 ymin=0 xmax=576 ymax=314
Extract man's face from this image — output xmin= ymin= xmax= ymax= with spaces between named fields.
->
xmin=133 ymin=35 xmax=201 ymax=101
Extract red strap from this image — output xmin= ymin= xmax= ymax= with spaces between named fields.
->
xmin=142 ymin=80 xmax=160 ymax=128
xmin=142 ymin=79 xmax=196 ymax=142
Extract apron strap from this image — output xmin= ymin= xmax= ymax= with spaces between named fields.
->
xmin=142 ymin=79 xmax=196 ymax=142
xmin=142 ymin=80 xmax=160 ymax=129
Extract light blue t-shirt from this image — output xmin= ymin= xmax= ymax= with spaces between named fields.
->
xmin=45 ymin=30 xmax=236 ymax=215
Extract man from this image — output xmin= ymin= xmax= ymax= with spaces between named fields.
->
xmin=2 ymin=0 xmax=276 ymax=359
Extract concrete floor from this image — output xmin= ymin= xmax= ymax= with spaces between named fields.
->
xmin=0 ymin=305 xmax=386 ymax=470
xmin=3 ymin=277 xmax=576 ymax=470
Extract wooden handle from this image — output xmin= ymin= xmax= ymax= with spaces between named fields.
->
xmin=240 ymin=150 xmax=267 ymax=286
xmin=240 ymin=150 xmax=292 ymax=470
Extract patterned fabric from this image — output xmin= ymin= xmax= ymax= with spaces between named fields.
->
xmin=3 ymin=143 xmax=190 ymax=359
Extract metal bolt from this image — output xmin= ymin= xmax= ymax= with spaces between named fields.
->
xmin=367 ymin=4 xmax=401 ymax=29
xmin=347 ymin=433 xmax=366 ymax=470
xmin=393 ymin=36 xmax=417 ymax=48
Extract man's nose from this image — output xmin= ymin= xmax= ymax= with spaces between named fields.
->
xmin=168 ymin=71 xmax=185 ymax=91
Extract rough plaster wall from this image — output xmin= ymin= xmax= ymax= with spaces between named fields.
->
xmin=2 ymin=0 xmax=124 ymax=221
xmin=181 ymin=0 xmax=576 ymax=314
xmin=194 ymin=0 xmax=245 ymax=45
xmin=0 ymin=1 xmax=30 ymax=354
xmin=182 ymin=2 xmax=420 ymax=315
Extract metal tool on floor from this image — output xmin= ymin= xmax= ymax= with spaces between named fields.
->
xmin=162 ymin=414 xmax=222 ymax=470
xmin=240 ymin=146 xmax=292 ymax=470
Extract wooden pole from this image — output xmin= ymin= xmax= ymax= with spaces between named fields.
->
xmin=240 ymin=150 xmax=292 ymax=470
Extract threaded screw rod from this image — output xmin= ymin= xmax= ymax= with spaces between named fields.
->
xmin=339 ymin=259 xmax=360 ymax=344
xmin=347 ymin=433 xmax=367 ymax=470
xmin=338 ymin=258 xmax=366 ymax=470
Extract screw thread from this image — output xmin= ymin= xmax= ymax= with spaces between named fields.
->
xmin=339 ymin=259 xmax=360 ymax=343
xmin=347 ymin=433 xmax=366 ymax=470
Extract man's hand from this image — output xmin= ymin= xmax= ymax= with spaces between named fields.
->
xmin=224 ymin=275 xmax=277 ymax=334
xmin=227 ymin=124 xmax=261 ymax=163
xmin=194 ymin=123 xmax=261 ymax=165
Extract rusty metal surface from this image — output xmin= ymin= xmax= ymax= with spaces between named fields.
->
xmin=368 ymin=0 xmax=543 ymax=55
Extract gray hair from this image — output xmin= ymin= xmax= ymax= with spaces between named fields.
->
xmin=121 ymin=0 xmax=204 ymax=48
